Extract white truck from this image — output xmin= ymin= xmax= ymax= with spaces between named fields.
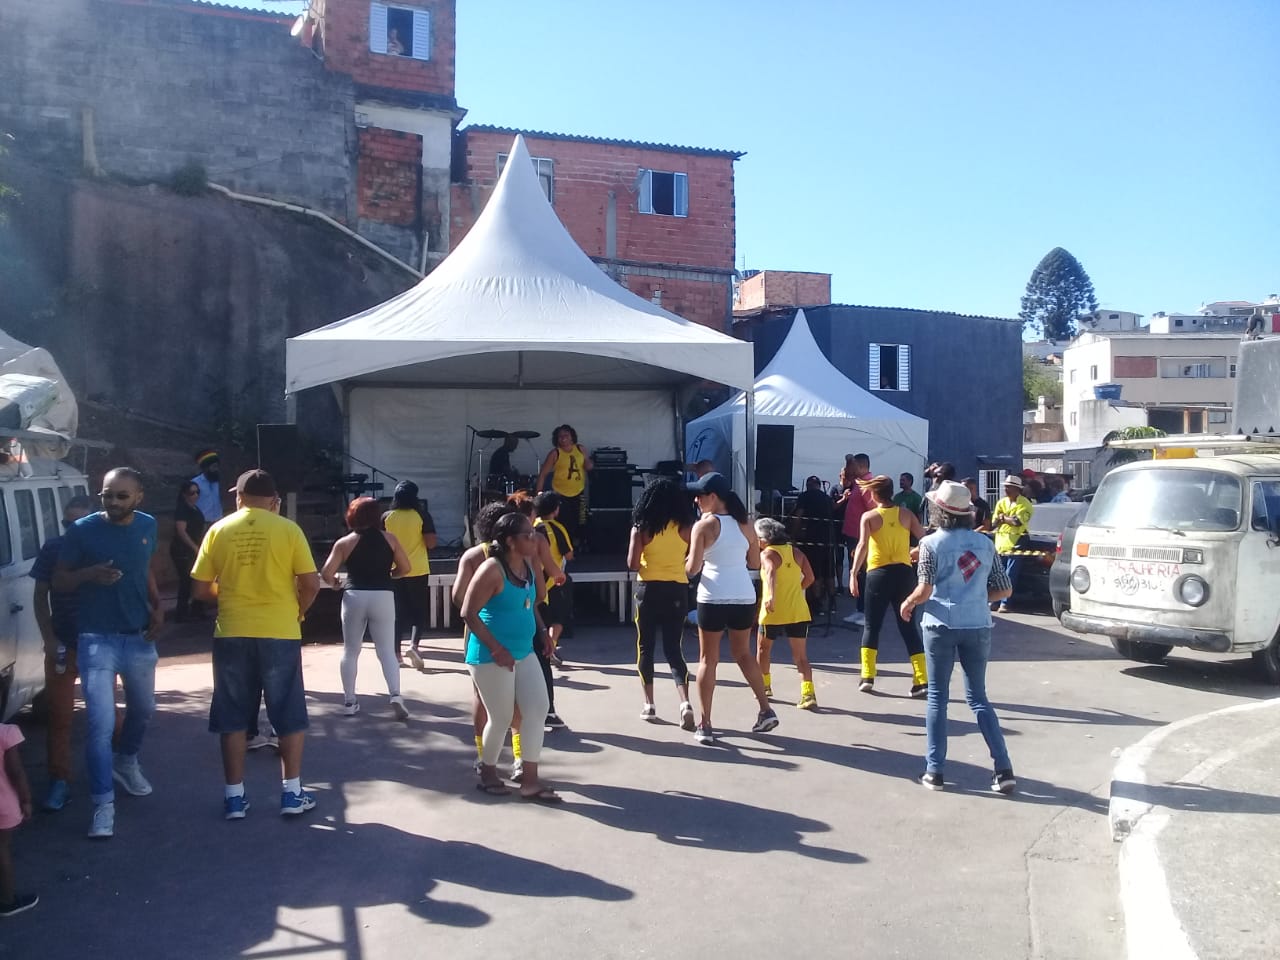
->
xmin=0 ymin=333 xmax=94 ymax=720
xmin=1061 ymin=337 xmax=1280 ymax=682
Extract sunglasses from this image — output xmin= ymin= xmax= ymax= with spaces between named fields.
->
xmin=99 ymin=491 xmax=133 ymax=501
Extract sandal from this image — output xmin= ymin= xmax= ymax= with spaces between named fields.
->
xmin=519 ymin=787 xmax=563 ymax=805
xmin=475 ymin=781 xmax=510 ymax=797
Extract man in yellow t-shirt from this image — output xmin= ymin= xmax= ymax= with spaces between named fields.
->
xmin=989 ymin=474 xmax=1035 ymax=614
xmin=383 ymin=480 xmax=437 ymax=671
xmin=191 ymin=470 xmax=320 ymax=822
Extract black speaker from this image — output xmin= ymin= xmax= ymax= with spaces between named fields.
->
xmin=755 ymin=424 xmax=795 ymax=492
xmin=257 ymin=424 xmax=303 ymax=494
xmin=589 ymin=469 xmax=633 ymax=510
xmin=588 ymin=510 xmax=631 ymax=555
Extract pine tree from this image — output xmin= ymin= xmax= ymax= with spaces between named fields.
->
xmin=1019 ymin=247 xmax=1099 ymax=341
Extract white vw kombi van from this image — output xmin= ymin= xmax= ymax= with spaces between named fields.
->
xmin=1061 ymin=440 xmax=1280 ymax=683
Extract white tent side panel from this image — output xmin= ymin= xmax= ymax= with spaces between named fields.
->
xmin=349 ymin=387 xmax=675 ymax=543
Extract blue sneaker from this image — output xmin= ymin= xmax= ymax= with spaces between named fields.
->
xmin=280 ymin=790 xmax=317 ymax=816
xmin=42 ymin=779 xmax=70 ymax=812
xmin=224 ymin=794 xmax=250 ymax=820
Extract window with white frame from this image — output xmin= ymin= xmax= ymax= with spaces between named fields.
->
xmin=1070 ymin=411 xmax=1078 ymax=425
xmin=869 ymin=343 xmax=911 ymax=391
xmin=1068 ymin=460 xmax=1091 ymax=489
xmin=1230 ymin=361 xmax=1237 ymax=378
xmin=1159 ymin=356 xmax=1227 ymax=378
xmin=1069 ymin=369 xmax=1078 ymax=383
xmin=637 ymin=170 xmax=688 ymax=217
xmin=981 ymin=470 xmax=1003 ymax=504
xmin=369 ymin=3 xmax=431 ymax=60
xmin=497 ymin=153 xmax=554 ymax=203
xmin=1089 ymin=364 xmax=1098 ymax=380
xmin=1208 ymin=410 xmax=1229 ymax=424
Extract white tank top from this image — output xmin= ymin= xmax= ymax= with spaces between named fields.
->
xmin=697 ymin=515 xmax=756 ymax=604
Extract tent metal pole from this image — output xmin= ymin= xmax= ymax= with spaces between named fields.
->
xmin=673 ymin=389 xmax=683 ymax=467
xmin=744 ymin=386 xmax=756 ymax=515
xmin=285 ymin=392 xmax=298 ymax=523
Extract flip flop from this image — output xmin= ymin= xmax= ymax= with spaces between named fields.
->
xmin=519 ymin=788 xmax=564 ymax=805
xmin=475 ymin=782 xmax=510 ymax=797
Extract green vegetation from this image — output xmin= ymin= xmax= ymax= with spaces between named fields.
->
xmin=1020 ymin=247 xmax=1099 ymax=341
xmin=1022 ymin=353 xmax=1063 ymax=410
xmin=1103 ymin=426 xmax=1168 ymax=466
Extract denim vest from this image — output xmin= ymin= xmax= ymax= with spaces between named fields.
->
xmin=918 ymin=529 xmax=996 ymax=631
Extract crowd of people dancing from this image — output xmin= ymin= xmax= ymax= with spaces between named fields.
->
xmin=0 ymin=430 xmax=1045 ymax=916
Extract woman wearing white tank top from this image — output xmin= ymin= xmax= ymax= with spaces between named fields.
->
xmin=685 ymin=472 xmax=779 ymax=744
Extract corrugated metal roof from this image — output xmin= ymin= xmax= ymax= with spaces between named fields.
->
xmin=461 ymin=124 xmax=745 ymax=159
xmin=173 ymin=0 xmax=305 ymax=18
xmin=819 ymin=303 xmax=1021 ymax=324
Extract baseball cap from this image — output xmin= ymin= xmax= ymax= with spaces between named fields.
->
xmin=686 ymin=471 xmax=732 ymax=499
xmin=236 ymin=469 xmax=277 ymax=498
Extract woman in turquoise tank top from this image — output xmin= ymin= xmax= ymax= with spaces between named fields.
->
xmin=461 ymin=513 xmax=562 ymax=803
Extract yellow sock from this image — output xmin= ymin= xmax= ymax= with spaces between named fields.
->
xmin=860 ymin=647 xmax=878 ymax=679
xmin=474 ymin=735 xmax=483 ymax=759
xmin=910 ymin=652 xmax=928 ymax=686
xmin=512 ymin=732 xmax=523 ymax=760
xmin=800 ymin=680 xmax=815 ymax=698
xmin=762 ymin=672 xmax=772 ymax=688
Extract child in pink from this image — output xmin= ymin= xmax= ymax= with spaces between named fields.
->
xmin=0 ymin=723 xmax=37 ymax=917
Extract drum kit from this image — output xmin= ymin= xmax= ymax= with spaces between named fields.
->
xmin=465 ymin=426 xmax=543 ymax=529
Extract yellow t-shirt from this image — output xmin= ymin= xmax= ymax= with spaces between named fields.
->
xmin=191 ymin=507 xmax=317 ymax=640
xmin=868 ymin=505 xmax=912 ymax=569
xmin=384 ymin=508 xmax=430 ymax=576
xmin=760 ymin=544 xmax=810 ymax=626
xmin=552 ymin=447 xmax=586 ymax=498
xmin=534 ymin=516 xmax=573 ymax=590
xmin=638 ymin=523 xmax=688 ymax=583
xmin=993 ymin=495 xmax=1034 ymax=554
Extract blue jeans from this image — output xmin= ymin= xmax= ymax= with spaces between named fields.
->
xmin=78 ymin=632 xmax=158 ymax=804
xmin=1001 ymin=554 xmax=1023 ymax=601
xmin=922 ymin=625 xmax=1011 ymax=776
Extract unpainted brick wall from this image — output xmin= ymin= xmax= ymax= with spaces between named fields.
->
xmin=623 ymin=275 xmax=730 ymax=333
xmin=357 ymin=127 xmax=422 ymax=225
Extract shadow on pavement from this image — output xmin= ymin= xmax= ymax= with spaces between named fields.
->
xmin=1119 ymin=659 xmax=1277 ymax=699
xmin=1110 ymin=779 xmax=1280 ymax=815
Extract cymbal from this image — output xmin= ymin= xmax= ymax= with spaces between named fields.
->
xmin=475 ymin=429 xmax=509 ymax=439
xmin=511 ymin=430 xmax=541 ymax=439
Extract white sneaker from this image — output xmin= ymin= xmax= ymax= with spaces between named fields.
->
xmin=510 ymin=758 xmax=525 ymax=783
xmin=679 ymin=701 xmax=696 ymax=732
xmin=390 ymin=696 xmax=411 ymax=721
xmin=245 ymin=733 xmax=277 ymax=751
xmin=406 ymin=648 xmax=426 ymax=672
xmin=640 ymin=703 xmax=657 ymax=721
xmin=88 ymin=802 xmax=115 ymax=839
xmin=343 ymin=699 xmax=360 ymax=717
xmin=112 ymin=756 xmax=152 ymax=797
xmin=843 ymin=611 xmax=865 ymax=626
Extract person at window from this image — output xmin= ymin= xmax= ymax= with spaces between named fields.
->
xmin=170 ymin=481 xmax=206 ymax=623
xmin=685 ymin=472 xmax=775 ymax=743
xmin=29 ymin=496 xmax=93 ymax=813
xmin=755 ymin=518 xmax=817 ymax=710
xmin=191 ymin=450 xmax=224 ymax=524
xmin=383 ymin=481 xmax=436 ymax=670
xmin=387 ymin=27 xmax=406 ymax=55
xmin=191 ymin=470 xmax=321 ymax=822
xmin=962 ymin=478 xmax=991 ymax=532
xmin=54 ymin=468 xmax=164 ymax=840
xmin=536 ymin=425 xmax=592 ymax=545
xmin=850 ymin=476 xmax=928 ymax=696
xmin=627 ymin=478 xmax=696 ymax=728
xmin=989 ymin=475 xmax=1035 ymax=614
xmin=322 ymin=497 xmax=414 ymax=721
xmin=900 ymin=480 xmax=1015 ymax=794
xmin=488 ymin=435 xmax=521 ymax=481
xmin=460 ymin=512 xmax=561 ymax=803
xmin=893 ymin=472 xmax=925 ymax=521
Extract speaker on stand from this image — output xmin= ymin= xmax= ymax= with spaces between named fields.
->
xmin=257 ymin=424 xmax=303 ymax=494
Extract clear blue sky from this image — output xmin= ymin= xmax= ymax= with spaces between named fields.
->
xmin=453 ymin=0 xmax=1278 ymax=321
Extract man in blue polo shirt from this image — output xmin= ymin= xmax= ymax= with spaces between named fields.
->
xmin=54 ymin=468 xmax=163 ymax=840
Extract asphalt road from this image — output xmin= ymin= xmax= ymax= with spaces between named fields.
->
xmin=2 ymin=605 xmax=1272 ymax=960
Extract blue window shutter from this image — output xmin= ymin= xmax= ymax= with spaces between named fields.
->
xmin=869 ymin=344 xmax=881 ymax=389
xmin=638 ymin=170 xmax=653 ymax=214
xmin=369 ymin=3 xmax=388 ymax=53
xmin=411 ymin=9 xmax=431 ymax=60
xmin=898 ymin=344 xmax=911 ymax=391
xmin=674 ymin=172 xmax=689 ymax=217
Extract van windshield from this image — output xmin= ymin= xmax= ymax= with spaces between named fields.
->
xmin=1087 ymin=468 xmax=1242 ymax=532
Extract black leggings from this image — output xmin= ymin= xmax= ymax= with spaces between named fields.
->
xmin=635 ymin=581 xmax=691 ymax=686
xmin=394 ymin=575 xmax=430 ymax=654
xmin=861 ymin=563 xmax=923 ymax=656
xmin=533 ymin=635 xmax=555 ymax=711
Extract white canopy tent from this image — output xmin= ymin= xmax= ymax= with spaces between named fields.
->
xmin=686 ymin=310 xmax=929 ymax=493
xmin=285 ymin=135 xmax=755 ymax=543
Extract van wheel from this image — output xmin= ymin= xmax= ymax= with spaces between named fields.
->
xmin=1111 ymin=637 xmax=1172 ymax=664
xmin=1251 ymin=634 xmax=1280 ymax=685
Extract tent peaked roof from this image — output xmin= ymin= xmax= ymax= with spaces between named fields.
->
xmin=729 ymin=310 xmax=926 ymax=427
xmin=285 ymin=135 xmax=754 ymax=394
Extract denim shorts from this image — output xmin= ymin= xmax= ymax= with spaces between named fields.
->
xmin=209 ymin=637 xmax=309 ymax=736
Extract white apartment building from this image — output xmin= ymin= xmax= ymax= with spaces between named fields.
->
xmin=1061 ymin=332 xmax=1240 ymax=443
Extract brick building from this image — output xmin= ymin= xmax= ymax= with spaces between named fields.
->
xmin=451 ymin=127 xmax=742 ymax=330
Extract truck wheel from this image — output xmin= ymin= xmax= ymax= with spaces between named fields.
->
xmin=1110 ymin=637 xmax=1172 ymax=664
xmin=1251 ymin=634 xmax=1280 ymax=685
